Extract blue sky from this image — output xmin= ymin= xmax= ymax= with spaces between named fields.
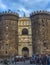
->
xmin=0 ymin=0 xmax=50 ymax=17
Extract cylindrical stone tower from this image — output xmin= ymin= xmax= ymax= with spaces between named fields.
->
xmin=0 ymin=11 xmax=19 ymax=57
xmin=30 ymin=11 xmax=50 ymax=54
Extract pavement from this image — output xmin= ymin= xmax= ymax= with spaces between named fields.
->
xmin=0 ymin=60 xmax=36 ymax=65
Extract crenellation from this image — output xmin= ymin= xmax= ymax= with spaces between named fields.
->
xmin=30 ymin=10 xmax=50 ymax=17
xmin=0 ymin=11 xmax=19 ymax=17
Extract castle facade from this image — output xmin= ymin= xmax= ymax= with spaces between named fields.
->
xmin=0 ymin=11 xmax=50 ymax=57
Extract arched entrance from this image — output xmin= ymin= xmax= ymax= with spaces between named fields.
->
xmin=22 ymin=47 xmax=29 ymax=57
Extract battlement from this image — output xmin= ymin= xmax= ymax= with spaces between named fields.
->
xmin=0 ymin=10 xmax=50 ymax=17
xmin=0 ymin=10 xmax=19 ymax=17
xmin=30 ymin=10 xmax=50 ymax=16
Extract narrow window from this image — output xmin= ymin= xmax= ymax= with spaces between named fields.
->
xmin=22 ymin=28 xmax=28 ymax=35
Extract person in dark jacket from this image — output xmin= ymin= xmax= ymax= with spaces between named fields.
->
xmin=4 ymin=59 xmax=8 ymax=65
xmin=36 ymin=54 xmax=42 ymax=65
xmin=42 ymin=54 xmax=48 ymax=65
xmin=47 ymin=55 xmax=50 ymax=65
xmin=14 ymin=57 xmax=16 ymax=64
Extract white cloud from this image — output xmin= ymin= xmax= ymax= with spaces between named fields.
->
xmin=0 ymin=0 xmax=7 ymax=9
xmin=0 ymin=0 xmax=50 ymax=16
xmin=17 ymin=7 xmax=31 ymax=16
xmin=10 ymin=0 xmax=50 ymax=16
xmin=47 ymin=8 xmax=50 ymax=11
xmin=20 ymin=0 xmax=50 ymax=7
xmin=0 ymin=3 xmax=7 ymax=9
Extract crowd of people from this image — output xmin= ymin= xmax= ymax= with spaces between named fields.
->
xmin=30 ymin=54 xmax=50 ymax=65
xmin=2 ymin=54 xmax=50 ymax=65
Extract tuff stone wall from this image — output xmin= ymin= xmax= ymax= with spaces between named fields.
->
xmin=0 ymin=11 xmax=19 ymax=57
xmin=30 ymin=11 xmax=50 ymax=54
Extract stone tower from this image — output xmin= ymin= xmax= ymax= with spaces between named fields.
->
xmin=30 ymin=11 xmax=50 ymax=54
xmin=0 ymin=11 xmax=19 ymax=57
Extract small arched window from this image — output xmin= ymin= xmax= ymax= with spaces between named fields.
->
xmin=5 ymin=51 xmax=7 ymax=54
xmin=43 ymin=42 xmax=46 ymax=47
xmin=43 ymin=42 xmax=48 ymax=49
xmin=42 ymin=19 xmax=45 ymax=26
xmin=22 ymin=28 xmax=28 ymax=35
